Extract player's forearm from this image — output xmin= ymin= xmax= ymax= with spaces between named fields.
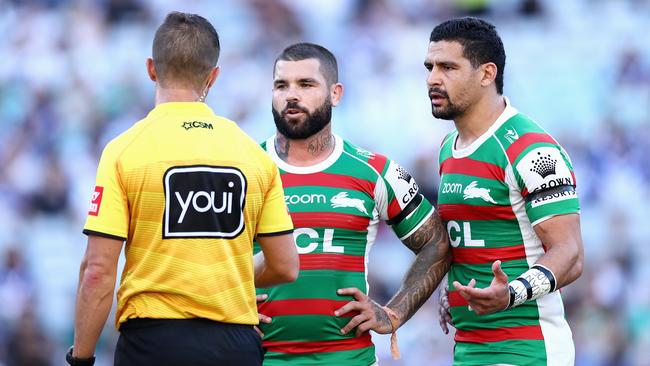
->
xmin=73 ymin=262 xmax=116 ymax=358
xmin=387 ymin=231 xmax=451 ymax=326
xmin=535 ymin=238 xmax=583 ymax=289
xmin=533 ymin=214 xmax=584 ymax=289
xmin=253 ymin=252 xmax=298 ymax=288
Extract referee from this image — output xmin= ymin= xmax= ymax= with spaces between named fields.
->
xmin=68 ymin=12 xmax=298 ymax=366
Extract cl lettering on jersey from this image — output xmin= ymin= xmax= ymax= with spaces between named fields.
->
xmin=294 ymin=228 xmax=342 ymax=254
xmin=163 ymin=166 xmax=246 ymax=238
xmin=446 ymin=220 xmax=485 ymax=247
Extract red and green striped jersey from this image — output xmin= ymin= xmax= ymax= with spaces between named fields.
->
xmin=255 ymin=135 xmax=434 ymax=366
xmin=438 ymin=100 xmax=579 ymax=366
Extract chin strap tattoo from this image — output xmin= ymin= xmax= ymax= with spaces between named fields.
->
xmin=506 ymin=264 xmax=557 ymax=310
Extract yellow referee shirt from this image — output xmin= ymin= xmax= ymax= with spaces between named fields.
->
xmin=83 ymin=102 xmax=293 ymax=328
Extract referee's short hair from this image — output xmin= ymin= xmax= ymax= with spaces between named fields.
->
xmin=152 ymin=12 xmax=220 ymax=90
xmin=274 ymin=43 xmax=338 ymax=86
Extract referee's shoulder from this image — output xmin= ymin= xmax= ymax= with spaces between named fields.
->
xmin=215 ymin=115 xmax=275 ymax=163
xmin=99 ymin=118 xmax=150 ymax=160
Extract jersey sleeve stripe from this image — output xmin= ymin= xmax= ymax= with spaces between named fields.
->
xmin=440 ymin=156 xmax=506 ymax=181
xmin=256 ymin=229 xmax=294 ymax=237
xmin=367 ymin=153 xmax=388 ymax=174
xmin=454 ymin=325 xmax=544 ymax=343
xmin=299 ymin=253 xmax=365 ymax=272
xmin=264 ymin=333 xmax=372 ymax=354
xmin=258 ymin=299 xmax=357 ymax=317
xmin=505 ymin=132 xmax=557 ymax=164
xmin=386 ymin=194 xmax=423 ymax=225
xmin=281 ymin=172 xmax=375 ymax=196
xmin=438 ymin=204 xmax=516 ymax=221
xmin=290 ymin=212 xmax=370 ymax=231
xmin=82 ymin=229 xmax=127 ymax=241
xmin=451 ymin=244 xmax=527 ymax=264
xmin=386 ymin=197 xmax=402 ymax=219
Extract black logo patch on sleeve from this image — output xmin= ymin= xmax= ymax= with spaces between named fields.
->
xmin=163 ymin=166 xmax=246 ymax=238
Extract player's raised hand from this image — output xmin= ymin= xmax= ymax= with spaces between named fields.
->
xmin=453 ymin=260 xmax=509 ymax=315
xmin=255 ymin=293 xmax=271 ymax=337
xmin=438 ymin=285 xmax=453 ymax=334
xmin=334 ymin=288 xmax=393 ymax=337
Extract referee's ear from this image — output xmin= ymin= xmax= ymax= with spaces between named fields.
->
xmin=146 ymin=58 xmax=157 ymax=82
xmin=207 ymin=66 xmax=220 ymax=88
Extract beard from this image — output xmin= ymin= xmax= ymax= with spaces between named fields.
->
xmin=272 ymin=98 xmax=332 ymax=139
xmin=429 ymin=87 xmax=465 ymax=120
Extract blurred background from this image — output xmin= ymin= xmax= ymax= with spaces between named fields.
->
xmin=1 ymin=0 xmax=649 ymax=365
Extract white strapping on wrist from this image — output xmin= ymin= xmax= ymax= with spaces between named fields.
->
xmin=506 ymin=264 xmax=557 ymax=309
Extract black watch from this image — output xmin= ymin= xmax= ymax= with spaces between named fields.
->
xmin=66 ymin=346 xmax=95 ymax=366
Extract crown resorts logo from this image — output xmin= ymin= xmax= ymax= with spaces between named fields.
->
xmin=396 ymin=166 xmax=412 ymax=183
xmin=530 ymin=151 xmax=557 ymax=178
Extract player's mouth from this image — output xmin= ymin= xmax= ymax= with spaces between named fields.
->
xmin=283 ymin=107 xmax=307 ymax=118
xmin=430 ymin=93 xmax=447 ymax=106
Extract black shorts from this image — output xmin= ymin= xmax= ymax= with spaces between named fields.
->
xmin=114 ymin=318 xmax=263 ymax=366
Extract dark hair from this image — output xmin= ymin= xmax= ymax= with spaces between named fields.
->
xmin=152 ymin=12 xmax=220 ymax=89
xmin=274 ymin=43 xmax=338 ymax=85
xmin=430 ymin=17 xmax=505 ymax=94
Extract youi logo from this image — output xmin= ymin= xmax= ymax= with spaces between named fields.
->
xmin=163 ymin=166 xmax=246 ymax=238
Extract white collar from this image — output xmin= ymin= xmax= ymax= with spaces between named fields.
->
xmin=265 ymin=134 xmax=344 ymax=174
xmin=452 ymin=97 xmax=518 ymax=158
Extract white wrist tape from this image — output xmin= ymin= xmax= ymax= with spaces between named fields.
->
xmin=506 ymin=264 xmax=557 ymax=309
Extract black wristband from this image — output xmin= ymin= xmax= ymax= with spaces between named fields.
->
xmin=532 ymin=264 xmax=557 ymax=292
xmin=66 ymin=347 xmax=95 ymax=366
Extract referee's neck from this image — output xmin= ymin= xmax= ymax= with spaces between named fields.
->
xmin=156 ymin=87 xmax=203 ymax=104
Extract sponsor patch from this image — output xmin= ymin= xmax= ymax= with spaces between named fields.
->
xmin=516 ymin=146 xmax=574 ymax=193
xmin=383 ymin=161 xmax=419 ymax=208
xmin=182 ymin=121 xmax=213 ymax=131
xmin=88 ymin=186 xmax=104 ymax=216
xmin=530 ymin=186 xmax=577 ymax=208
xmin=163 ymin=166 xmax=246 ymax=238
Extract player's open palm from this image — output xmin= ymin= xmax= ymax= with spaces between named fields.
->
xmin=334 ymin=288 xmax=393 ymax=337
xmin=453 ymin=260 xmax=510 ymax=315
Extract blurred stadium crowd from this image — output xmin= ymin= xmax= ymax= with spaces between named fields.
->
xmin=1 ymin=0 xmax=649 ymax=365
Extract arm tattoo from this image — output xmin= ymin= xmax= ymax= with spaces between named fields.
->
xmin=403 ymin=215 xmax=435 ymax=254
xmin=307 ymin=130 xmax=332 ymax=156
xmin=373 ymin=302 xmax=391 ymax=328
xmin=388 ymin=212 xmax=451 ymax=325
xmin=275 ymin=135 xmax=290 ymax=161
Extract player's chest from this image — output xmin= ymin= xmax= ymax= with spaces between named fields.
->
xmin=437 ymin=156 xmax=511 ymax=223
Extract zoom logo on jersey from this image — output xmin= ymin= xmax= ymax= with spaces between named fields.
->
xmin=163 ymin=166 xmax=246 ymax=238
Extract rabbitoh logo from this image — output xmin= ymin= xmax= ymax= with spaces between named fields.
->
xmin=505 ymin=128 xmax=519 ymax=143
xmin=463 ymin=181 xmax=497 ymax=204
xmin=330 ymin=192 xmax=368 ymax=215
